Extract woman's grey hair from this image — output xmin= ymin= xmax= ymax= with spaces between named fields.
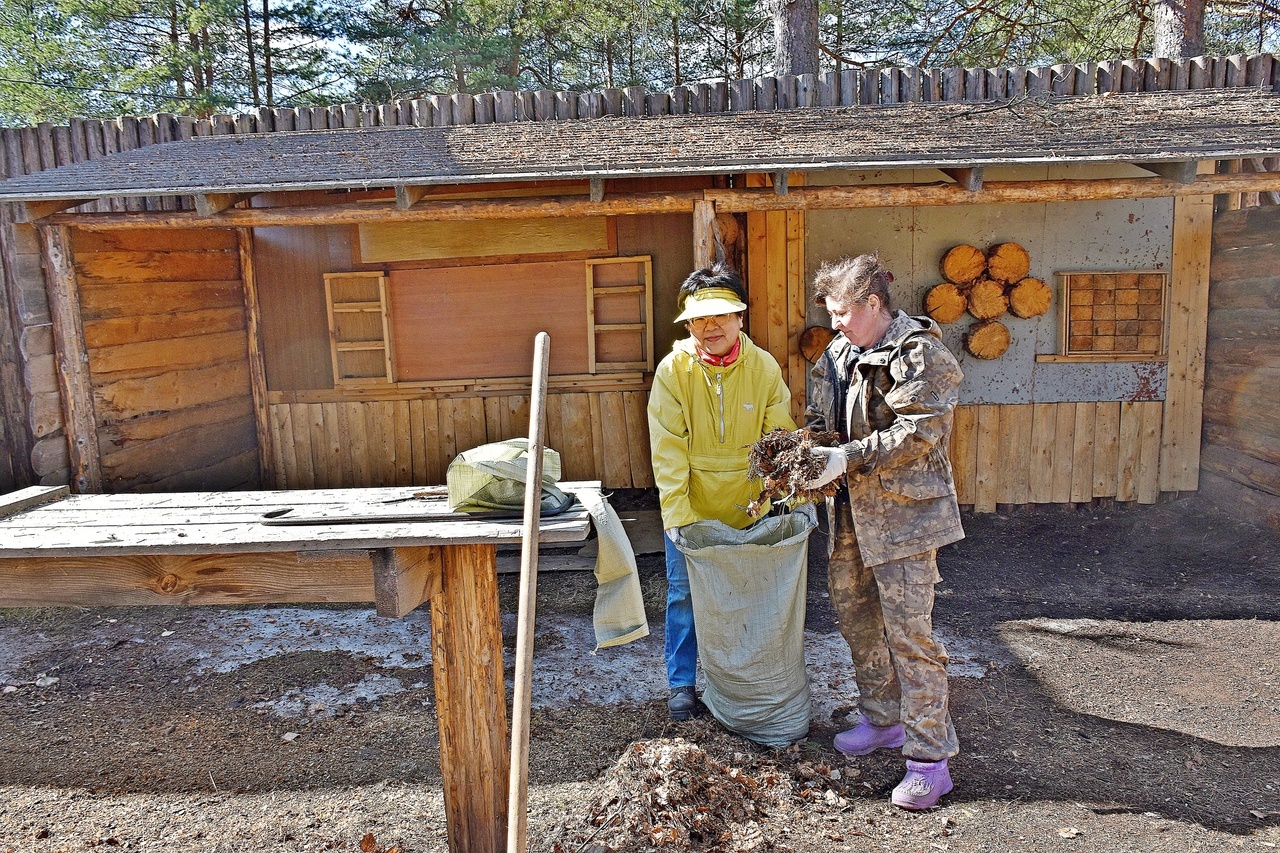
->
xmin=812 ymin=254 xmax=894 ymax=311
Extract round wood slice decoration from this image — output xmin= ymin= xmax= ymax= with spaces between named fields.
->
xmin=715 ymin=213 xmax=741 ymax=248
xmin=967 ymin=278 xmax=1009 ymax=320
xmin=965 ymin=319 xmax=1011 ymax=359
xmin=924 ymin=282 xmax=967 ymax=324
xmin=799 ymin=325 xmax=836 ymax=362
xmin=940 ymin=244 xmax=986 ymax=285
xmin=1008 ymin=277 xmax=1052 ymax=318
xmin=986 ymin=242 xmax=1031 ymax=283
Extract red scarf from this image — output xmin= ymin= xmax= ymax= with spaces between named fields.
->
xmin=695 ymin=338 xmax=741 ymax=367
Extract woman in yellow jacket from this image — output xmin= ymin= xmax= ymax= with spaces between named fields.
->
xmin=647 ymin=264 xmax=796 ymax=719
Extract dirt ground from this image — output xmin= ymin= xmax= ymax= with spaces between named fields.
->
xmin=2 ymin=492 xmax=1279 ymax=852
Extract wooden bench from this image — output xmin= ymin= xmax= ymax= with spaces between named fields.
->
xmin=0 ymin=482 xmax=599 ymax=853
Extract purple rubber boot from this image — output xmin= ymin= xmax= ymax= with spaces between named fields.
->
xmin=891 ymin=759 xmax=953 ymax=810
xmin=833 ymin=717 xmax=906 ymax=756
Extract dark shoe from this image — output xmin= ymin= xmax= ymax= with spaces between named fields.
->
xmin=668 ymin=686 xmax=700 ymax=720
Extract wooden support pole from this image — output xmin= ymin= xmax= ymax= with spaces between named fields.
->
xmin=693 ymin=198 xmax=716 ymax=268
xmin=430 ymin=542 xmax=509 ymax=853
xmin=371 ymin=545 xmax=443 ymax=617
xmin=238 ymin=228 xmax=276 ymax=488
xmin=507 ymin=331 xmax=550 ymax=853
xmin=773 ymin=171 xmax=789 ymax=195
xmin=38 ymin=224 xmax=102 ymax=493
xmin=589 ymin=177 xmax=604 ymax=203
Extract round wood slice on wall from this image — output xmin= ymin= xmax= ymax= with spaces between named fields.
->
xmin=967 ymin=278 xmax=1009 ymax=320
xmin=941 ymin=244 xmax=987 ymax=285
xmin=1008 ymin=277 xmax=1052 ymax=318
xmin=715 ymin=213 xmax=741 ymax=248
xmin=799 ymin=325 xmax=836 ymax=362
xmin=965 ymin=319 xmax=1011 ymax=359
xmin=924 ymin=282 xmax=967 ymax=324
xmin=986 ymin=242 xmax=1031 ymax=283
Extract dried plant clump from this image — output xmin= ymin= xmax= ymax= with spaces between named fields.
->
xmin=546 ymin=737 xmax=782 ymax=852
xmin=746 ymin=428 xmax=843 ymax=516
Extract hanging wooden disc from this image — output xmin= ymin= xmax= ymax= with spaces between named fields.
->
xmin=986 ymin=242 xmax=1031 ymax=284
xmin=924 ymin=282 xmax=967 ymax=324
xmin=967 ymin=278 xmax=1009 ymax=320
xmin=965 ymin=319 xmax=1011 ymax=359
xmin=940 ymin=244 xmax=987 ymax=285
xmin=1008 ymin=277 xmax=1052 ymax=318
xmin=799 ymin=325 xmax=836 ymax=362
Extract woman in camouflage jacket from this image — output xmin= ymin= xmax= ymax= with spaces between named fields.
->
xmin=802 ymin=254 xmax=964 ymax=811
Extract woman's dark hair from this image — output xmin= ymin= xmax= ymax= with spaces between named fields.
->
xmin=677 ymin=263 xmax=747 ymax=311
xmin=812 ymin=254 xmax=894 ymax=311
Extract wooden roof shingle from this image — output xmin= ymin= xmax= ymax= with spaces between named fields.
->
xmin=1 ymin=89 xmax=1278 ymax=201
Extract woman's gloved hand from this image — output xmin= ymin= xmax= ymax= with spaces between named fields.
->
xmin=665 ymin=526 xmax=685 ymax=543
xmin=803 ymin=445 xmax=847 ymax=489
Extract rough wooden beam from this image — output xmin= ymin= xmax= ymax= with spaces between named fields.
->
xmin=238 ymin=228 xmax=275 ymax=488
xmin=195 ymin=192 xmax=254 ymax=217
xmin=395 ymin=184 xmax=428 ymax=210
xmin=707 ymin=172 xmax=1280 ymax=211
xmin=21 ymin=199 xmax=86 ymax=222
xmin=773 ymin=171 xmax=789 ymax=195
xmin=372 ymin=545 xmax=443 ymax=617
xmin=940 ymin=166 xmax=984 ymax=191
xmin=0 ymin=485 xmax=68 ymax=519
xmin=0 ymin=549 xmax=376 ymax=607
xmin=589 ymin=177 xmax=604 ymax=203
xmin=1139 ymin=160 xmax=1198 ymax=184
xmin=57 ymin=191 xmax=703 ymax=229
xmin=38 ymin=224 xmax=102 ymax=493
xmin=1242 ymin=157 xmax=1280 ymax=205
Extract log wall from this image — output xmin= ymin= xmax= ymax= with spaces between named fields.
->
xmin=71 ymin=228 xmax=261 ymax=491
xmin=1200 ymin=204 xmax=1280 ymax=528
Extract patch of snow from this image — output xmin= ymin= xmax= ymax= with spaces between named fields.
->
xmin=255 ymin=673 xmax=408 ymax=718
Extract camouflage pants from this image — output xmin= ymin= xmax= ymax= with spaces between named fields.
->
xmin=828 ymin=498 xmax=959 ymax=762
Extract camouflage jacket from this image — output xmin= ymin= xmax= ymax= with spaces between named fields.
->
xmin=805 ymin=312 xmax=965 ymax=566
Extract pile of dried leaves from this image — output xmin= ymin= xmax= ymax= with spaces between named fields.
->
xmin=545 ymin=737 xmax=787 ymax=852
xmin=745 ymin=428 xmax=844 ymax=516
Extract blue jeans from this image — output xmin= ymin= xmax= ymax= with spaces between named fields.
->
xmin=664 ymin=535 xmax=697 ymax=689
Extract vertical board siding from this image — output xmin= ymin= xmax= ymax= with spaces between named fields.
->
xmin=1201 ymin=204 xmax=1280 ymax=528
xmin=74 ymin=228 xmax=259 ymax=492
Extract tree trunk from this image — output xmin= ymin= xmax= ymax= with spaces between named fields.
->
xmin=1153 ymin=0 xmax=1205 ymax=58
xmin=772 ymin=0 xmax=818 ymax=77
xmin=262 ymin=0 xmax=274 ymax=108
xmin=242 ymin=0 xmax=260 ymax=106
xmin=672 ymin=16 xmax=681 ymax=87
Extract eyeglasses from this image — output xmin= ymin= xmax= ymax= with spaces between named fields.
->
xmin=687 ymin=313 xmax=737 ymax=330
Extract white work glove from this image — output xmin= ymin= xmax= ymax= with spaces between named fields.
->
xmin=802 ymin=446 xmax=847 ymax=489
xmin=665 ymin=526 xmax=683 ymax=543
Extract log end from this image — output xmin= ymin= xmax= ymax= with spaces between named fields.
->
xmin=925 ymin=282 xmax=967 ymax=324
xmin=941 ymin=244 xmax=987 ymax=285
xmin=987 ymin=241 xmax=1031 ymax=284
xmin=967 ymin=279 xmax=1009 ymax=320
xmin=965 ymin=319 xmax=1011 ymax=359
xmin=1008 ymin=277 xmax=1052 ymax=318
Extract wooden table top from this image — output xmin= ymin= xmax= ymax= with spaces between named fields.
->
xmin=0 ymin=483 xmax=599 ymax=558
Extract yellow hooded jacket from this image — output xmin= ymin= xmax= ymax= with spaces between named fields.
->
xmin=647 ymin=333 xmax=796 ymax=531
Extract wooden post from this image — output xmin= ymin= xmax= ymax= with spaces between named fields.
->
xmin=1160 ymin=165 xmax=1214 ymax=493
xmin=430 ymin=542 xmax=510 ymax=853
xmin=507 ymin=331 xmax=550 ymax=853
xmin=238 ymin=228 xmax=276 ymax=488
xmin=693 ymin=198 xmax=716 ymax=268
xmin=38 ymin=224 xmax=101 ymax=493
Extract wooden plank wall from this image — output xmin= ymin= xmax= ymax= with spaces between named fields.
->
xmin=267 ymin=391 xmax=653 ymax=489
xmin=949 ymin=401 xmax=1164 ymax=511
xmin=1200 ymin=204 xmax=1280 ymax=528
xmin=72 ymin=228 xmax=261 ymax=491
xmin=745 ymin=173 xmax=807 ymax=421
